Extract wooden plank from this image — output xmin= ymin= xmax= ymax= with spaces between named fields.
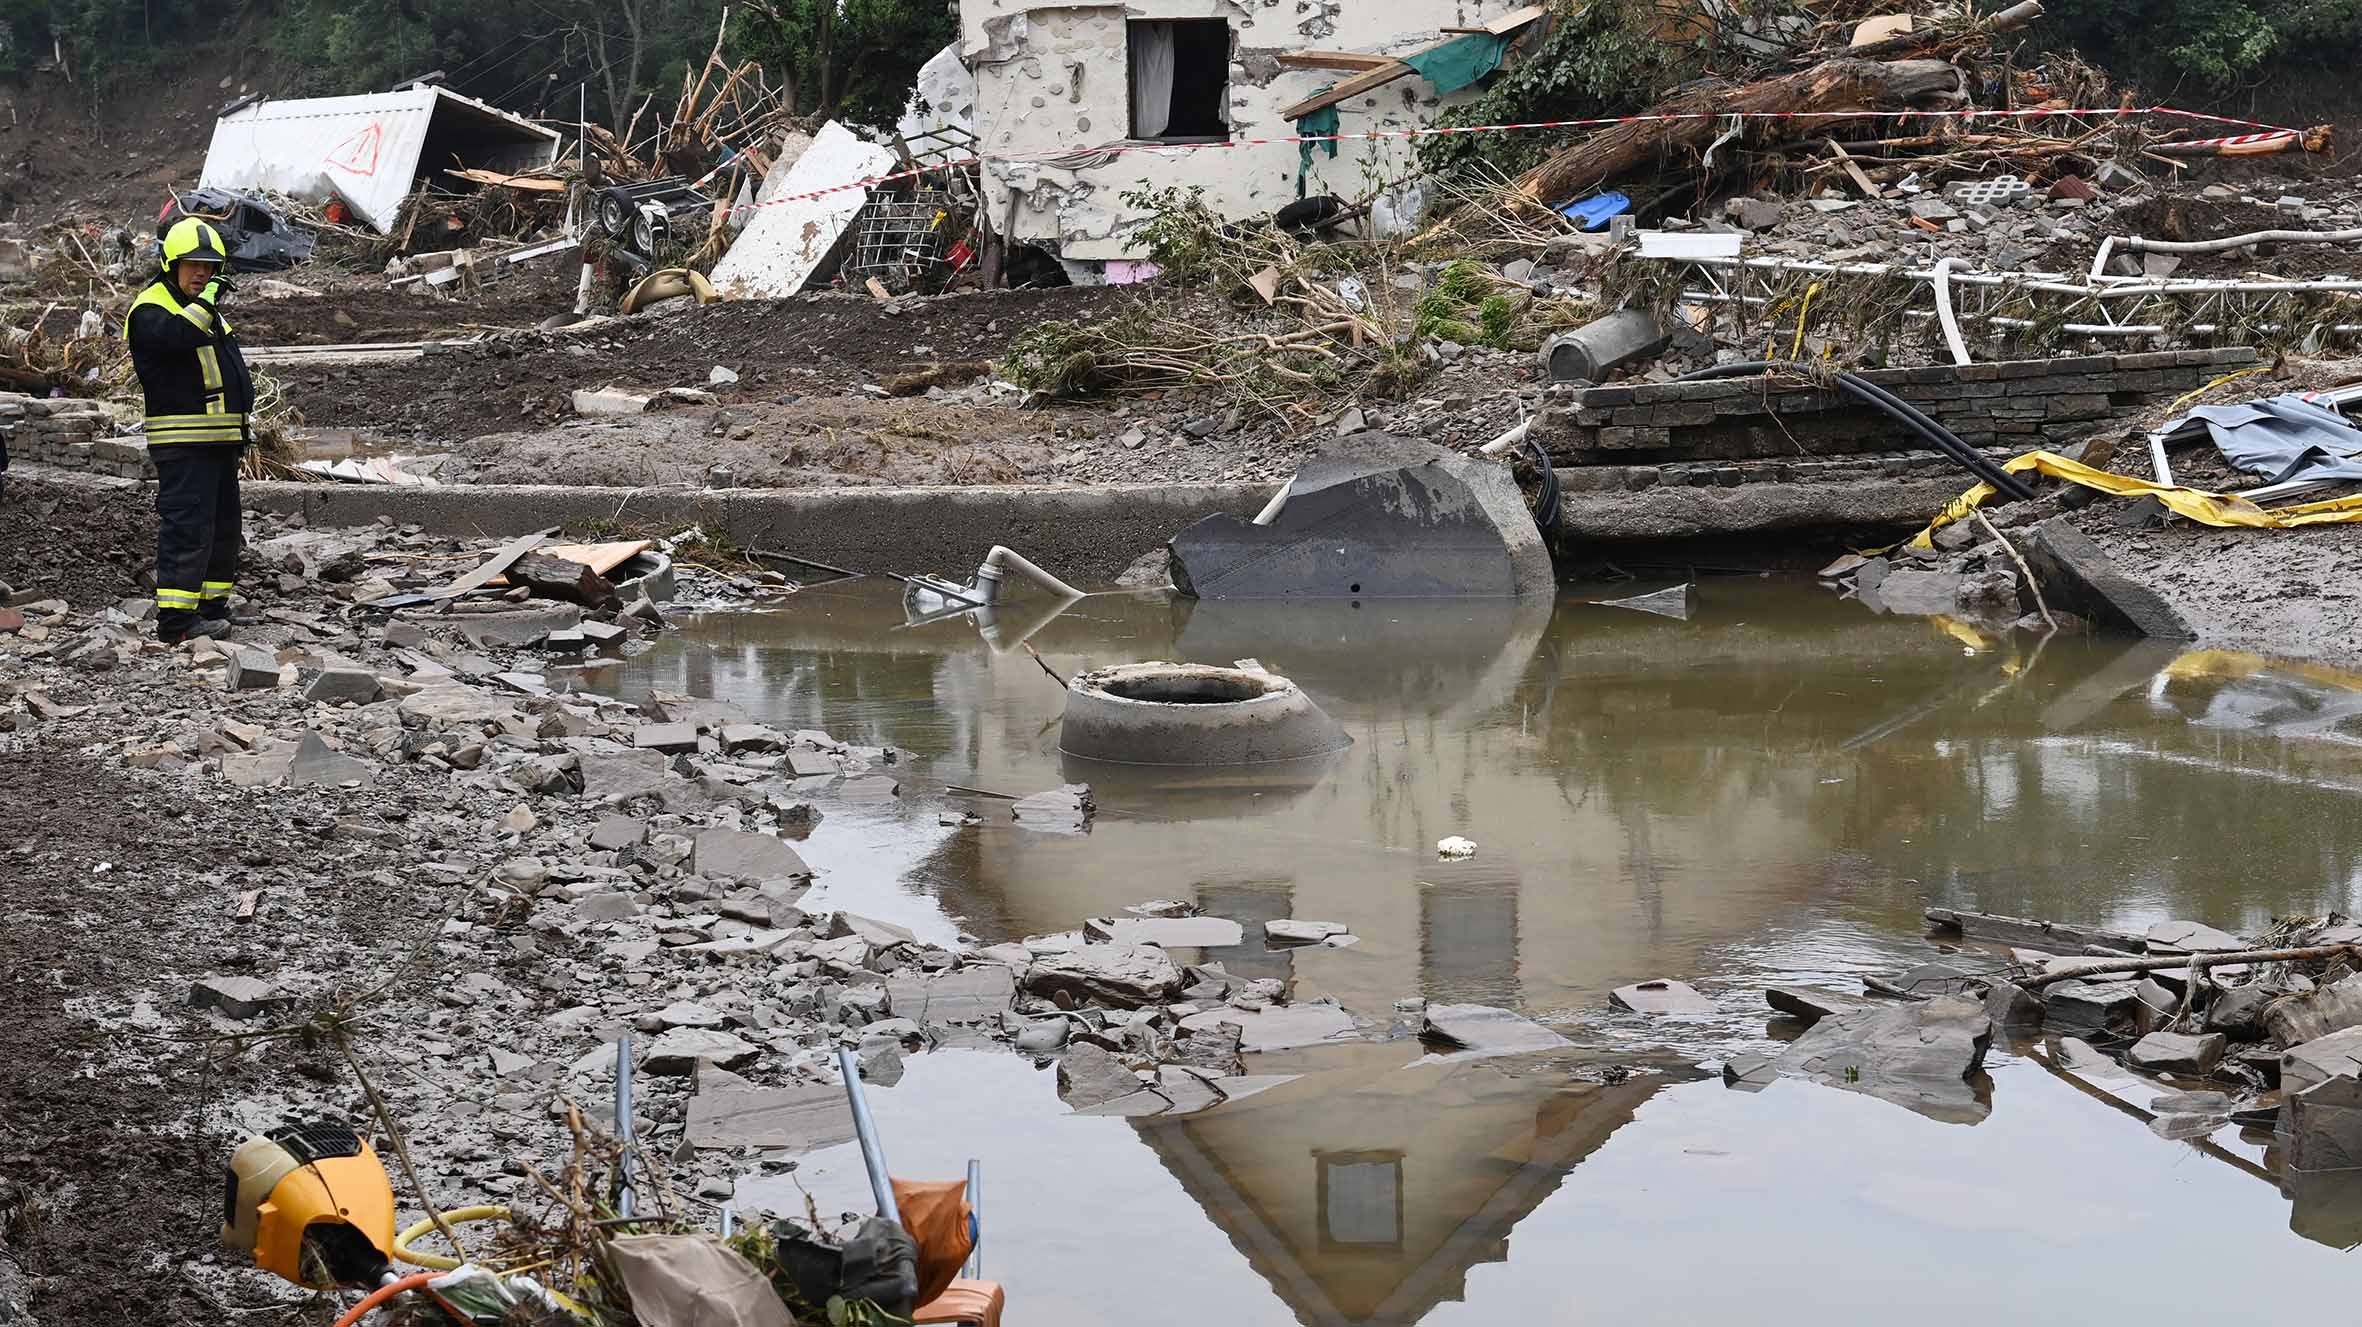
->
xmin=446 ymin=167 xmax=569 ymax=193
xmin=439 ymin=527 xmax=558 ymax=598
xmin=488 ymin=539 xmax=652 ymax=586
xmin=1825 ymin=137 xmax=1883 ymax=197
xmin=1277 ymin=5 xmax=1550 ymax=121
xmin=1279 ymin=60 xmax=1413 ymax=122
xmin=1276 ymin=50 xmax=1396 ymax=71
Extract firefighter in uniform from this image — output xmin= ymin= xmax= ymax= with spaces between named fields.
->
xmin=128 ymin=216 xmax=253 ymax=643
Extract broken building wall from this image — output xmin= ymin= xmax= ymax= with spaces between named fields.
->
xmin=959 ymin=1 xmax=1531 ymax=263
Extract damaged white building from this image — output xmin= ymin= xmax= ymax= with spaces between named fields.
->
xmin=948 ymin=1 xmax=1550 ymax=272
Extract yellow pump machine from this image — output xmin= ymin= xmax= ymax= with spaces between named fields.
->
xmin=221 ymin=1121 xmax=399 ymax=1287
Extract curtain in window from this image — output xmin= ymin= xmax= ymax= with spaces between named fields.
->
xmin=1130 ymin=21 xmax=1176 ymax=138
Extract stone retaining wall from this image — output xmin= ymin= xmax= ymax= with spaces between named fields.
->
xmin=1 ymin=395 xmax=147 ymax=479
xmin=1539 ymin=347 xmax=2261 ymax=467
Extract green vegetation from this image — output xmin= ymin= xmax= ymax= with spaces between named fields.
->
xmin=1415 ymin=0 xmax=1692 ymax=180
xmin=2037 ymin=0 xmax=2362 ymax=90
xmin=2 ymin=0 xmax=950 ymax=135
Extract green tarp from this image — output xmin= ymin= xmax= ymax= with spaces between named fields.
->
xmin=1290 ymin=32 xmax=1507 ymax=193
xmin=1401 ymin=31 xmax=1508 ymax=95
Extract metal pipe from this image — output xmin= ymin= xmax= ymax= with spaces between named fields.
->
xmin=615 ymin=1033 xmax=636 ymax=1219
xmin=2148 ymin=431 xmax=2175 ymax=487
xmin=1674 ymin=285 xmax=2362 ymax=339
xmin=2124 ymin=226 xmax=2362 ymax=255
xmin=964 ymin=1158 xmax=982 ymax=1280
xmin=835 ymin=1047 xmax=902 ymax=1226
xmin=1478 ymin=417 xmax=1534 ymax=457
xmin=976 ymin=545 xmax=1084 ymax=604
xmin=1250 ymin=478 xmax=1293 ymax=526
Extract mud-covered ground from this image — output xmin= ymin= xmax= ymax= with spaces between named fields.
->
xmin=273 ymin=284 xmax=1538 ymax=488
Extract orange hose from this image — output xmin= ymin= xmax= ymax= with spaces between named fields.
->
xmin=332 ymin=1272 xmax=436 ymax=1327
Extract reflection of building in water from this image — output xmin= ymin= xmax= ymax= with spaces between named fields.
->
xmin=596 ymin=587 xmax=2362 ymax=1009
xmin=1138 ymin=1048 xmax=1668 ymax=1326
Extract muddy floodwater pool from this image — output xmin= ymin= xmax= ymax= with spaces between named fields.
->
xmin=584 ymin=577 xmax=2362 ymax=1322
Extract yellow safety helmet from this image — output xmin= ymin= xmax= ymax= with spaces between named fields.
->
xmin=160 ymin=215 xmax=232 ymax=274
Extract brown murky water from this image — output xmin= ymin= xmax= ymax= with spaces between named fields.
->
xmin=589 ymin=578 xmax=2362 ymax=1322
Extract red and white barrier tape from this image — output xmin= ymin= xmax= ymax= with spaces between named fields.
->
xmin=677 ymin=103 xmax=2308 ymax=221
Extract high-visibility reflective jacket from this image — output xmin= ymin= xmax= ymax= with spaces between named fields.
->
xmin=125 ymin=278 xmax=254 ymax=446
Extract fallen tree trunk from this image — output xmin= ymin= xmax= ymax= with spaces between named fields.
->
xmin=2019 ymin=944 xmax=2362 ymax=990
xmin=1516 ymin=57 xmax=1966 ymax=206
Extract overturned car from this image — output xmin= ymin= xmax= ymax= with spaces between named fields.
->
xmin=157 ymin=189 xmax=317 ymax=271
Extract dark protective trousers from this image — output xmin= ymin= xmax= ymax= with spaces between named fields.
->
xmin=152 ymin=444 xmax=242 ymax=633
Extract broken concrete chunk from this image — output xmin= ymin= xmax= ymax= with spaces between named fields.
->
xmin=1774 ymin=997 xmax=1993 ymax=1123
xmin=1180 ymin=1002 xmax=1357 ymax=1053
xmin=2206 ymin=983 xmax=2279 ymax=1037
xmin=642 ymin=1028 xmax=760 ymax=1075
xmin=1766 ymin=986 xmax=1870 ymax=1024
xmin=577 ymin=892 xmax=640 ymax=923
xmin=2282 ymin=1025 xmax=2362 ymax=1094
xmin=686 ymin=1086 xmax=855 ymax=1151
xmin=1155 ymin=1066 xmax=1225 ymax=1114
xmin=1057 ymin=1042 xmax=1147 ymax=1110
xmin=721 ymin=723 xmax=787 ymax=753
xmin=830 ymin=913 xmax=918 ymax=948
xmin=1983 ymin=980 xmax=2044 ymax=1030
xmin=2146 ymin=919 xmax=2245 ymax=953
xmin=1611 ymin=979 xmax=1715 ymax=1016
xmin=884 ymin=966 xmax=1016 ymax=1025
xmin=1086 ymin=916 xmax=1244 ymax=949
xmin=225 ymin=647 xmax=279 ymax=691
xmin=589 ymin=814 xmax=649 ymax=852
xmin=303 ymin=666 xmax=381 ymax=705
xmin=579 ymin=750 xmax=670 ymax=801
xmin=635 ymin=722 xmax=701 ymax=754
xmin=1264 ymin=919 xmax=1350 ymax=945
xmin=1421 ymin=1003 xmax=1572 ymax=1056
xmin=400 ymin=687 xmax=523 ymax=728
xmin=2282 ymin=1074 xmax=2362 ymax=1175
xmin=2265 ymin=974 xmax=2362 ymax=1048
xmin=573 ymin=387 xmax=652 ymax=416
xmin=691 ymin=828 xmax=809 ymax=882
xmin=287 ymin=732 xmax=373 ymax=787
xmin=2127 ymin=1030 xmax=2226 ymax=1075
xmin=2041 ymin=979 xmax=2141 ymax=1036
xmin=1023 ymin=944 xmax=1184 ymax=1008
xmin=1011 ymin=783 xmax=1094 ymax=833
xmin=188 ymin=974 xmax=285 ymax=1020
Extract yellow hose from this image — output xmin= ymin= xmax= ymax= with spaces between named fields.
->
xmin=392 ymin=1207 xmax=592 ymax=1318
xmin=393 ymin=1205 xmax=512 ymax=1270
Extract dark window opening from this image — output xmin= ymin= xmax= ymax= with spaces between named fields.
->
xmin=1128 ymin=19 xmax=1230 ymax=142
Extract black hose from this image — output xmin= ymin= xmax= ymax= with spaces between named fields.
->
xmin=1675 ymin=361 xmax=2039 ymax=503
xmin=1525 ymin=433 xmax=1561 ymax=532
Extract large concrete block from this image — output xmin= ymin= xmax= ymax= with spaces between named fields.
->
xmin=1169 ymin=436 xmax=1553 ymax=599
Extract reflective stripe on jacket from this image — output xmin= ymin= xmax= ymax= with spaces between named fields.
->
xmin=125 ymin=279 xmax=255 ymax=446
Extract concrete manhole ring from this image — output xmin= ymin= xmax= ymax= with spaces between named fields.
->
xmin=1058 ymin=662 xmax=1351 ymax=766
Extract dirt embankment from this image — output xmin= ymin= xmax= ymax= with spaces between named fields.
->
xmin=276 ymin=286 xmax=1145 ymax=440
xmin=0 ymin=474 xmax=154 ymax=604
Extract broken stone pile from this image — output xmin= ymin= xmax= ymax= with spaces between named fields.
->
xmin=1748 ymin=905 xmax=2362 ymax=1186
